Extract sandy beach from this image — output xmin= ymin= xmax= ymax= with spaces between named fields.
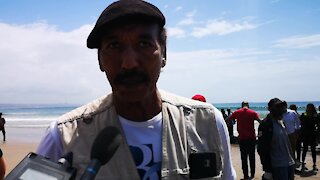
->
xmin=230 ymin=144 xmax=320 ymax=180
xmin=0 ymin=127 xmax=46 ymax=177
xmin=1 ymin=127 xmax=320 ymax=179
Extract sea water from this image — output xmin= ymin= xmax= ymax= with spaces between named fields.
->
xmin=0 ymin=104 xmax=77 ymax=127
xmin=1 ymin=101 xmax=319 ymax=128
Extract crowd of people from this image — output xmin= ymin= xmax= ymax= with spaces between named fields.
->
xmin=222 ymin=100 xmax=320 ymax=180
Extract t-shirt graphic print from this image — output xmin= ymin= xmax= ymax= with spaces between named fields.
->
xmin=119 ymin=113 xmax=163 ymax=180
xmin=130 ymin=144 xmax=161 ymax=179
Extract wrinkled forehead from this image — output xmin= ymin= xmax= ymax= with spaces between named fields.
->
xmin=101 ymin=22 xmax=160 ymax=39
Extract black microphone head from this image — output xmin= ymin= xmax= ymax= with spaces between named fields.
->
xmin=90 ymin=126 xmax=122 ymax=165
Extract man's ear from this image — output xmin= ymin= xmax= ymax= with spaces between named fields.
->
xmin=161 ymin=46 xmax=167 ymax=68
xmin=161 ymin=57 xmax=166 ymax=67
xmin=98 ymin=49 xmax=105 ymax=72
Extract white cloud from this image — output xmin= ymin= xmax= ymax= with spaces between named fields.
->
xmin=0 ymin=22 xmax=108 ymax=104
xmin=177 ymin=10 xmax=197 ymax=26
xmin=175 ymin=6 xmax=183 ymax=12
xmin=167 ymin=27 xmax=186 ymax=38
xmin=186 ymin=10 xmax=197 ymax=17
xmin=169 ymin=48 xmax=269 ymax=60
xmin=191 ymin=19 xmax=258 ymax=38
xmin=273 ymin=34 xmax=320 ymax=49
xmin=159 ymin=49 xmax=320 ymax=103
xmin=177 ymin=18 xmax=195 ymax=26
xmin=1 ymin=22 xmax=319 ymax=104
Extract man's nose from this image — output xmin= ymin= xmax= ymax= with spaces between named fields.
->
xmin=120 ymin=46 xmax=139 ymax=70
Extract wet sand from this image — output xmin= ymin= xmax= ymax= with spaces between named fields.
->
xmin=0 ymin=127 xmax=46 ymax=176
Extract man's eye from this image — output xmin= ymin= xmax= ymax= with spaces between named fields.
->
xmin=139 ymin=41 xmax=153 ymax=48
xmin=107 ymin=42 xmax=120 ymax=49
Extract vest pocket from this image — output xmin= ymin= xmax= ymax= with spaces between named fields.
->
xmin=185 ymin=121 xmax=223 ymax=179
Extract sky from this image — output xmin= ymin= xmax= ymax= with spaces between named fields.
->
xmin=0 ymin=0 xmax=320 ymax=105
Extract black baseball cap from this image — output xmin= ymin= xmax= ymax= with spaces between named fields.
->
xmin=268 ymin=98 xmax=285 ymax=108
xmin=87 ymin=0 xmax=166 ymax=49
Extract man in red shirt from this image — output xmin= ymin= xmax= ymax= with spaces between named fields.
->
xmin=227 ymin=101 xmax=261 ymax=180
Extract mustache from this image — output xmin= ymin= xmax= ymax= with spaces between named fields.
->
xmin=114 ymin=70 xmax=149 ymax=84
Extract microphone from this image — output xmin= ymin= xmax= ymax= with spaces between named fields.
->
xmin=80 ymin=126 xmax=122 ymax=180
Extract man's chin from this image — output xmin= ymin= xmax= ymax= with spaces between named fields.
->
xmin=113 ymin=87 xmax=149 ymax=103
xmin=115 ymin=93 xmax=147 ymax=104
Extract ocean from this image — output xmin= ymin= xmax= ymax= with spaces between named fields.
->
xmin=1 ymin=101 xmax=320 ymax=128
xmin=0 ymin=104 xmax=77 ymax=128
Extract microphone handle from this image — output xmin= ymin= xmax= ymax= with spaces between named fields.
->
xmin=80 ymin=159 xmax=101 ymax=180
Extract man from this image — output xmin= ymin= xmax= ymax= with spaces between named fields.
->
xmin=282 ymin=101 xmax=301 ymax=166
xmin=0 ymin=113 xmax=5 ymax=141
xmin=227 ymin=101 xmax=260 ymax=180
xmin=37 ymin=1 xmax=236 ymax=179
xmin=289 ymin=104 xmax=303 ymax=167
xmin=257 ymin=98 xmax=295 ymax=180
xmin=226 ymin=108 xmax=236 ymax=143
xmin=227 ymin=108 xmax=232 ymax=117
xmin=221 ymin=109 xmax=228 ymax=120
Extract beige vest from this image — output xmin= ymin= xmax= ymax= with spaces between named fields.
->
xmin=57 ymin=90 xmax=224 ymax=179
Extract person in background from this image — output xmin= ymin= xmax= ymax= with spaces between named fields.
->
xmin=0 ymin=113 xmax=6 ymax=142
xmin=282 ymin=102 xmax=301 ymax=167
xmin=300 ymin=103 xmax=320 ymax=172
xmin=289 ymin=104 xmax=299 ymax=116
xmin=288 ymin=104 xmax=303 ymax=169
xmin=227 ymin=101 xmax=261 ymax=180
xmin=221 ymin=109 xmax=228 ymax=119
xmin=37 ymin=1 xmax=236 ymax=179
xmin=257 ymin=98 xmax=295 ymax=180
xmin=191 ymin=94 xmax=206 ymax=102
xmin=227 ymin=108 xmax=232 ymax=117
xmin=227 ymin=108 xmax=235 ymax=143
xmin=0 ymin=148 xmax=6 ymax=179
xmin=221 ymin=108 xmax=235 ymax=144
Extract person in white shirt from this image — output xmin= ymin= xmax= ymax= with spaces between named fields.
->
xmin=282 ymin=101 xmax=301 ymax=164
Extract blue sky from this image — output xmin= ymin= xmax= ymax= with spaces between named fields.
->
xmin=0 ymin=0 xmax=320 ymax=104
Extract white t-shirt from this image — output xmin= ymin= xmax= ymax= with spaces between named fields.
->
xmin=37 ymin=107 xmax=236 ymax=179
xmin=119 ymin=113 xmax=162 ymax=180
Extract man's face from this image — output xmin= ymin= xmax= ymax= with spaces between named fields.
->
xmin=99 ymin=23 xmax=164 ymax=103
